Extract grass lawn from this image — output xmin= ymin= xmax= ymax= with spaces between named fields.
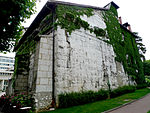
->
xmin=41 ymin=88 xmax=150 ymax=113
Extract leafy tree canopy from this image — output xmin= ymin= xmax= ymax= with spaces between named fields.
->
xmin=0 ymin=0 xmax=36 ymax=52
xmin=133 ymin=32 xmax=146 ymax=61
xmin=143 ymin=60 xmax=150 ymax=76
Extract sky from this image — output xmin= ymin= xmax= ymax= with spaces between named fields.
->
xmin=1 ymin=0 xmax=150 ymax=59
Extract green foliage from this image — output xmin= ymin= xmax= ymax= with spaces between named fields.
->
xmin=41 ymin=88 xmax=150 ymax=113
xmin=110 ymin=5 xmax=118 ymax=17
xmin=11 ymin=93 xmax=35 ymax=109
xmin=110 ymin=86 xmax=136 ymax=98
xmin=136 ymin=84 xmax=147 ymax=89
xmin=53 ymin=5 xmax=106 ymax=37
xmin=14 ymin=4 xmax=107 ymax=80
xmin=0 ymin=0 xmax=36 ymax=52
xmin=0 ymin=93 xmax=35 ymax=112
xmin=56 ymin=5 xmax=93 ymax=34
xmin=145 ymin=76 xmax=150 ymax=87
xmin=134 ymin=32 xmax=146 ymax=60
xmin=13 ymin=37 xmax=35 ymax=83
xmin=39 ymin=13 xmax=53 ymax=35
xmin=102 ymin=5 xmax=145 ymax=84
xmin=93 ymin=27 xmax=106 ymax=37
xmin=58 ymin=85 xmax=136 ymax=108
xmin=58 ymin=89 xmax=108 ymax=108
xmin=102 ymin=6 xmax=124 ymax=63
xmin=143 ymin=60 xmax=150 ymax=76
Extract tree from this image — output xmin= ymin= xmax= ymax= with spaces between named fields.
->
xmin=133 ymin=32 xmax=146 ymax=61
xmin=143 ymin=60 xmax=150 ymax=76
xmin=0 ymin=0 xmax=36 ymax=52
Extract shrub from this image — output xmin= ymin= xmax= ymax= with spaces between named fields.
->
xmin=58 ymin=85 xmax=137 ymax=108
xmin=0 ymin=93 xmax=35 ymax=113
xmin=136 ymin=84 xmax=148 ymax=89
xmin=58 ymin=89 xmax=108 ymax=108
xmin=145 ymin=77 xmax=150 ymax=87
xmin=110 ymin=86 xmax=136 ymax=98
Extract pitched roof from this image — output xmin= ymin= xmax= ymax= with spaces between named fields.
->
xmin=14 ymin=1 xmax=118 ymax=51
xmin=48 ymin=0 xmax=108 ymax=10
xmin=104 ymin=1 xmax=119 ymax=9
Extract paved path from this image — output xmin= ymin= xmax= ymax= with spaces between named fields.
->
xmin=107 ymin=94 xmax=150 ymax=113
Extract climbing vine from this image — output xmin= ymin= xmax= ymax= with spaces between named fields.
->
xmin=14 ymin=4 xmax=145 ymax=86
xmin=13 ymin=33 xmax=37 ymax=88
xmin=102 ymin=5 xmax=145 ymax=84
xmin=40 ymin=5 xmax=106 ymax=37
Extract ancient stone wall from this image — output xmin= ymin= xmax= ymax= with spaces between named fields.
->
xmin=33 ymin=35 xmax=53 ymax=109
xmin=14 ymin=54 xmax=29 ymax=93
xmin=53 ymin=10 xmax=131 ymax=101
xmin=28 ymin=40 xmax=40 ymax=93
xmin=54 ymin=28 xmax=129 ymax=94
xmin=28 ymin=10 xmax=133 ymax=110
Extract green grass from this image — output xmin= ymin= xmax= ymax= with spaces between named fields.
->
xmin=41 ymin=88 xmax=150 ymax=113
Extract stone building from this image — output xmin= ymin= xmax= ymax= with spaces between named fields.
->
xmin=13 ymin=0 xmax=143 ymax=110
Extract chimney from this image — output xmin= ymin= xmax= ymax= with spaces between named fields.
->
xmin=119 ymin=17 xmax=122 ymax=24
xmin=127 ymin=24 xmax=132 ymax=32
xmin=123 ymin=22 xmax=132 ymax=32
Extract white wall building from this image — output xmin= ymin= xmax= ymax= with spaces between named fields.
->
xmin=0 ymin=55 xmax=14 ymax=92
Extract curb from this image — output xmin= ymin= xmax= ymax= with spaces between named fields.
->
xmin=102 ymin=91 xmax=150 ymax=113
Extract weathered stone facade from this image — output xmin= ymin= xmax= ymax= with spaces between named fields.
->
xmin=30 ymin=16 xmax=131 ymax=110
xmin=14 ymin=1 xmax=137 ymax=111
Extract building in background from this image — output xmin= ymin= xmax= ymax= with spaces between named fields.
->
xmin=0 ymin=55 xmax=14 ymax=92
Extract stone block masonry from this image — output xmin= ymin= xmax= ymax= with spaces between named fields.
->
xmin=14 ymin=3 xmax=136 ymax=111
xmin=53 ymin=10 xmax=130 ymax=100
xmin=34 ymin=35 xmax=53 ymax=109
xmin=31 ymin=10 xmax=132 ymax=110
xmin=54 ymin=27 xmax=129 ymax=96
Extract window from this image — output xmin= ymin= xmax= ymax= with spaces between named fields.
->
xmin=3 ymin=80 xmax=8 ymax=91
xmin=0 ymin=72 xmax=12 ymax=76
xmin=0 ymin=67 xmax=9 ymax=69
xmin=4 ymin=80 xmax=8 ymax=85
xmin=0 ymin=58 xmax=14 ymax=63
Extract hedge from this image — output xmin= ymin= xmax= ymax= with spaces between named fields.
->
xmin=58 ymin=85 xmax=136 ymax=108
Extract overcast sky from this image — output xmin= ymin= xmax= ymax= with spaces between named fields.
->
xmin=2 ymin=0 xmax=150 ymax=60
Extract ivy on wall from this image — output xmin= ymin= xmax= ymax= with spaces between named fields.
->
xmin=102 ymin=5 xmax=145 ymax=84
xmin=40 ymin=5 xmax=106 ymax=37
xmin=13 ymin=35 xmax=37 ymax=89
xmin=14 ymin=3 xmax=145 ymax=88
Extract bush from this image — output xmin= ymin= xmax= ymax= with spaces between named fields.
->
xmin=110 ymin=86 xmax=136 ymax=98
xmin=136 ymin=84 xmax=148 ymax=89
xmin=143 ymin=60 xmax=150 ymax=76
xmin=145 ymin=77 xmax=150 ymax=86
xmin=58 ymin=89 xmax=108 ymax=108
xmin=58 ymin=85 xmax=136 ymax=108
xmin=0 ymin=93 xmax=35 ymax=113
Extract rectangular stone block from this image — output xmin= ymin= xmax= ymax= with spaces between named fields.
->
xmin=39 ymin=48 xmax=50 ymax=54
xmin=40 ymin=38 xmax=48 ymax=43
xmin=40 ymin=77 xmax=48 ymax=85
xmin=36 ymin=85 xmax=52 ymax=92
xmin=36 ymin=78 xmax=40 ymax=85
xmin=38 ymin=65 xmax=49 ymax=71
xmin=38 ymin=71 xmax=48 ymax=77
xmin=41 ymin=53 xmax=50 ymax=60
xmin=42 ymin=43 xmax=50 ymax=49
